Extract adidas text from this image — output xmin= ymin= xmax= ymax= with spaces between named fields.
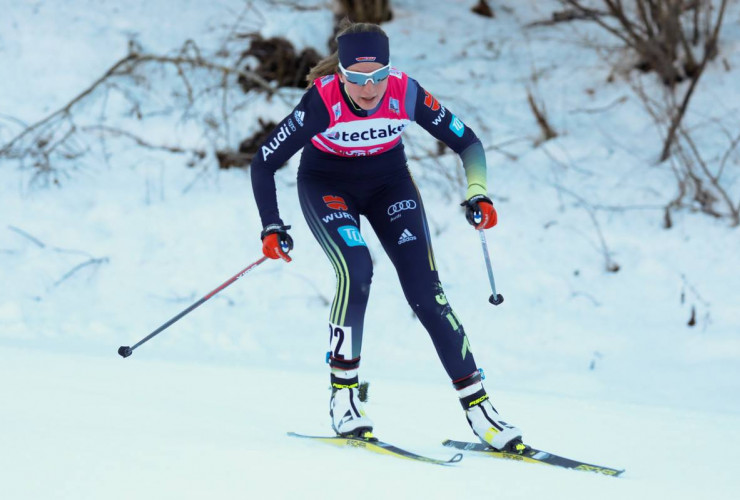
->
xmin=398 ymin=229 xmax=417 ymax=245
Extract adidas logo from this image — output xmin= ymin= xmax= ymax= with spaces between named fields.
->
xmin=293 ymin=110 xmax=305 ymax=127
xmin=398 ymin=228 xmax=417 ymax=245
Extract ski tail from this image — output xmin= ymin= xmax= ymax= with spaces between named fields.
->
xmin=289 ymin=432 xmax=463 ymax=465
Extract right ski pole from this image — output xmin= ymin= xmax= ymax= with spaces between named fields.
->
xmin=478 ymin=229 xmax=504 ymax=306
xmin=117 ymin=256 xmax=269 ymax=358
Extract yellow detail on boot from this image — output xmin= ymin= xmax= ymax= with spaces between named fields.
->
xmin=435 ymin=293 xmax=448 ymax=305
xmin=514 ymin=442 xmax=527 ymax=453
xmin=332 ymin=382 xmax=359 ymax=390
xmin=484 ymin=427 xmax=500 ymax=443
xmin=468 ymin=393 xmax=489 ymax=407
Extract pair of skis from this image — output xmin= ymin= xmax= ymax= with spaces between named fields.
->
xmin=288 ymin=432 xmax=624 ymax=477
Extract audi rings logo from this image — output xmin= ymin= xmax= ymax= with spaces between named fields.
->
xmin=387 ymin=200 xmax=417 ymax=216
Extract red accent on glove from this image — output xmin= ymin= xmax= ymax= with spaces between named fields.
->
xmin=476 ymin=201 xmax=498 ymax=230
xmin=262 ymin=233 xmax=292 ymax=262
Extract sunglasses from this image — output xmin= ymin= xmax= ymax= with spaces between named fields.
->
xmin=338 ymin=62 xmax=391 ymax=86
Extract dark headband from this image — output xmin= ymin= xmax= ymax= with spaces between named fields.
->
xmin=337 ymin=31 xmax=390 ymax=68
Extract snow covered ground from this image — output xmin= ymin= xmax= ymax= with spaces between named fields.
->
xmin=1 ymin=0 xmax=739 ymax=498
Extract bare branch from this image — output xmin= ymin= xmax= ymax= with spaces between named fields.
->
xmin=525 ymin=7 xmax=607 ymax=28
xmin=660 ymin=0 xmax=728 ymax=160
xmin=540 ymin=146 xmax=620 ymax=272
xmin=561 ymin=0 xmax=639 ymax=49
xmin=1 ymin=51 xmax=286 ymax=156
xmin=8 ymin=225 xmax=46 ymax=248
xmin=53 ymin=257 xmax=109 ymax=288
xmin=526 ymin=89 xmax=558 ymax=143
xmin=679 ymin=126 xmax=739 ymax=224
xmin=717 ymin=131 xmax=740 ymax=181
xmin=80 ymin=125 xmax=203 ymax=155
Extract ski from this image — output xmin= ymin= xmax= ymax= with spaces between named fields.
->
xmin=442 ymin=439 xmax=624 ymax=477
xmin=288 ymin=432 xmax=463 ymax=466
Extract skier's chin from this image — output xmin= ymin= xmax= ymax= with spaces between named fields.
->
xmin=357 ymin=96 xmax=378 ymax=109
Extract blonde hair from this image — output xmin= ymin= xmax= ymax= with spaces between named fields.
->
xmin=305 ymin=20 xmax=388 ymax=87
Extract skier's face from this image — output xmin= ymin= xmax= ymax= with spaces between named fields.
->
xmin=339 ymin=62 xmax=389 ymax=110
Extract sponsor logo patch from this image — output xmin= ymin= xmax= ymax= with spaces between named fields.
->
xmin=293 ymin=110 xmax=305 ymax=127
xmin=338 ymin=225 xmax=366 ymax=247
xmin=423 ymin=91 xmax=441 ymax=111
xmin=322 ymin=123 xmax=407 ymax=144
xmin=323 ymin=195 xmax=348 ymax=211
xmin=450 ymin=114 xmax=465 ymax=137
xmin=432 ymin=106 xmax=447 ymax=126
xmin=355 ymin=56 xmax=377 ymax=62
xmin=320 ymin=74 xmax=335 ymax=87
xmin=398 ymin=228 xmax=417 ymax=245
xmin=389 ymin=97 xmax=400 ymax=114
xmin=332 ymin=102 xmax=342 ymax=120
xmin=260 ymin=122 xmax=294 ymax=161
xmin=322 ymin=212 xmax=358 ymax=225
xmin=387 ymin=199 xmax=417 ymax=217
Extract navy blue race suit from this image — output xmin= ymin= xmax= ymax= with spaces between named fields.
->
xmin=251 ymin=76 xmax=489 ymax=380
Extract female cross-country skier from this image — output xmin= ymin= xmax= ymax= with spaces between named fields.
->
xmin=251 ymin=21 xmax=523 ymax=451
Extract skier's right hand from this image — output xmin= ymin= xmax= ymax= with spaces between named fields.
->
xmin=260 ymin=224 xmax=293 ymax=262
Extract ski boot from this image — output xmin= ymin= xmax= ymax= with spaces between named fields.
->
xmin=330 ymin=369 xmax=373 ymax=437
xmin=454 ymin=370 xmax=523 ymax=451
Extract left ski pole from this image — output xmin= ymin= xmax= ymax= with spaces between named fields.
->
xmin=117 ymin=256 xmax=269 ymax=358
xmin=478 ymin=229 xmax=504 ymax=306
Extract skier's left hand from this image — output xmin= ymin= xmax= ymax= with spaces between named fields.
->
xmin=461 ymin=195 xmax=497 ymax=230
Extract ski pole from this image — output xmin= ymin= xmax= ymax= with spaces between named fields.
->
xmin=478 ymin=229 xmax=504 ymax=306
xmin=118 ymin=256 xmax=269 ymax=358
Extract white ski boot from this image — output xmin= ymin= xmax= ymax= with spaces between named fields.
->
xmin=330 ymin=369 xmax=373 ymax=436
xmin=455 ymin=370 xmax=522 ymax=451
